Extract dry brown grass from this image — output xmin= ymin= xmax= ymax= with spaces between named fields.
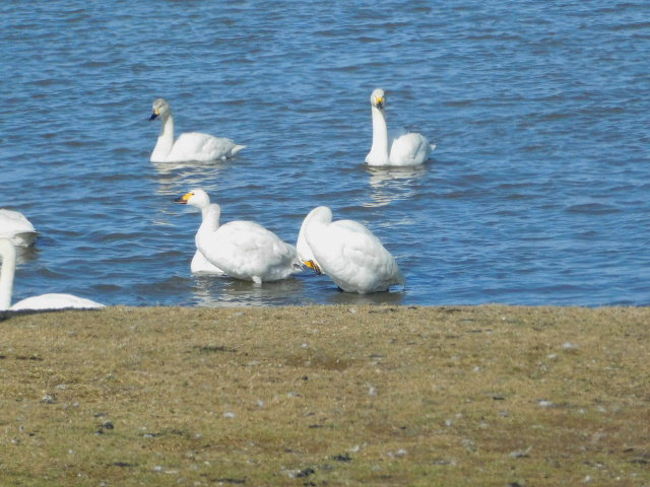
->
xmin=0 ymin=305 xmax=648 ymax=486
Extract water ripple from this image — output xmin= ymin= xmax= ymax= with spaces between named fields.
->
xmin=1 ymin=0 xmax=649 ymax=306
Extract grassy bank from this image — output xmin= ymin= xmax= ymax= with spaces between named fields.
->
xmin=1 ymin=305 xmax=648 ymax=486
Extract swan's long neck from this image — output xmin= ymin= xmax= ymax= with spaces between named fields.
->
xmin=0 ymin=240 xmax=16 ymax=310
xmin=196 ymin=204 xmax=221 ymax=247
xmin=303 ymin=207 xmax=332 ymax=244
xmin=151 ymin=114 xmax=175 ymax=161
xmin=367 ymin=106 xmax=390 ymax=163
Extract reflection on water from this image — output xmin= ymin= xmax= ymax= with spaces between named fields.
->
xmin=152 ymin=159 xmax=229 ymax=195
xmin=191 ymin=270 xmax=405 ymax=307
xmin=364 ymin=165 xmax=427 ymax=208
xmin=14 ymin=245 xmax=39 ymax=266
xmin=325 ymin=288 xmax=406 ymax=306
xmin=192 ymin=273 xmax=308 ymax=307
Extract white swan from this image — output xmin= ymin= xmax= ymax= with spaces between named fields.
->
xmin=0 ymin=209 xmax=37 ymax=247
xmin=0 ymin=238 xmax=104 ymax=311
xmin=365 ymin=88 xmax=435 ymax=166
xmin=149 ymin=98 xmax=246 ymax=163
xmin=175 ymin=189 xmax=301 ymax=283
xmin=297 ymin=206 xmax=404 ymax=294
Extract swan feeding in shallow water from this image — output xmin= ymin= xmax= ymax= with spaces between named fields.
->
xmin=175 ymin=189 xmax=301 ymax=284
xmin=0 ymin=209 xmax=37 ymax=247
xmin=297 ymin=206 xmax=404 ymax=294
xmin=149 ymin=98 xmax=246 ymax=163
xmin=365 ymin=88 xmax=435 ymax=167
xmin=0 ymin=239 xmax=104 ymax=311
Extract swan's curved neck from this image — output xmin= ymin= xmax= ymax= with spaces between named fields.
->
xmin=0 ymin=240 xmax=16 ymax=310
xmin=304 ymin=207 xmax=332 ymax=240
xmin=196 ymin=204 xmax=221 ymax=247
xmin=368 ymin=106 xmax=390 ymax=163
xmin=151 ymin=114 xmax=175 ymax=161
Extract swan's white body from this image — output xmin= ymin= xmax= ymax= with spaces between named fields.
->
xmin=297 ymin=206 xmax=404 ymax=294
xmin=149 ymin=98 xmax=246 ymax=163
xmin=191 ymin=248 xmax=225 ymax=275
xmin=365 ymin=88 xmax=434 ymax=167
xmin=176 ymin=189 xmax=301 ymax=283
xmin=0 ymin=209 xmax=37 ymax=247
xmin=0 ymin=239 xmax=104 ymax=311
xmin=10 ymin=293 xmax=104 ymax=311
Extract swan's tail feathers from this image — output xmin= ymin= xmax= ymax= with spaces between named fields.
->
xmin=430 ymin=143 xmax=437 ymax=152
xmin=231 ymin=144 xmax=246 ymax=157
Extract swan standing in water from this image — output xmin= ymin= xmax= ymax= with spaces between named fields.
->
xmin=365 ymin=88 xmax=435 ymax=166
xmin=149 ymin=98 xmax=246 ymax=163
xmin=297 ymin=206 xmax=404 ymax=294
xmin=175 ymin=189 xmax=301 ymax=284
xmin=0 ymin=238 xmax=104 ymax=311
xmin=0 ymin=209 xmax=37 ymax=247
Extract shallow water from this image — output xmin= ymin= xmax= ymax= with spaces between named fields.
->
xmin=1 ymin=1 xmax=649 ymax=307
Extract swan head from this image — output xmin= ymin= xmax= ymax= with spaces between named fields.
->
xmin=174 ymin=188 xmax=210 ymax=209
xmin=149 ymin=98 xmax=171 ymax=121
xmin=370 ymin=88 xmax=385 ymax=110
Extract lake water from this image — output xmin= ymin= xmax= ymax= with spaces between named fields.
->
xmin=1 ymin=1 xmax=649 ymax=307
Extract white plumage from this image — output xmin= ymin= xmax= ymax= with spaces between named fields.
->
xmin=149 ymin=98 xmax=246 ymax=163
xmin=365 ymin=88 xmax=435 ymax=166
xmin=10 ymin=293 xmax=105 ymax=311
xmin=297 ymin=206 xmax=404 ymax=294
xmin=0 ymin=238 xmax=104 ymax=311
xmin=191 ymin=249 xmax=226 ymax=275
xmin=175 ymin=189 xmax=301 ymax=284
xmin=0 ymin=209 xmax=37 ymax=247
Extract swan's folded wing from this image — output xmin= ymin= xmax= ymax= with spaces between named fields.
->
xmin=203 ymin=221 xmax=295 ymax=276
xmin=390 ymin=132 xmax=431 ymax=165
xmin=200 ymin=134 xmax=239 ymax=158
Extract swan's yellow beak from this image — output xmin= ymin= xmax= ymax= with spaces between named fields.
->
xmin=375 ymin=96 xmax=384 ymax=109
xmin=304 ymin=260 xmax=322 ymax=275
xmin=173 ymin=192 xmax=193 ymax=204
xmin=149 ymin=107 xmax=160 ymax=121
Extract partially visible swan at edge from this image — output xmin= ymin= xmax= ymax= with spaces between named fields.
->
xmin=0 ymin=209 xmax=37 ymax=247
xmin=297 ymin=206 xmax=404 ymax=294
xmin=175 ymin=189 xmax=301 ymax=283
xmin=149 ymin=98 xmax=246 ymax=163
xmin=0 ymin=238 xmax=104 ymax=311
xmin=365 ymin=88 xmax=435 ymax=167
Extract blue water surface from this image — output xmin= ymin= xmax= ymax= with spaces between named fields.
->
xmin=1 ymin=1 xmax=649 ymax=307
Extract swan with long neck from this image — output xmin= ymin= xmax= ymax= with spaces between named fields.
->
xmin=298 ymin=206 xmax=404 ymax=293
xmin=0 ymin=209 xmax=37 ymax=247
xmin=174 ymin=189 xmax=301 ymax=284
xmin=0 ymin=238 xmax=104 ymax=311
xmin=149 ymin=98 xmax=246 ymax=163
xmin=365 ymin=88 xmax=434 ymax=166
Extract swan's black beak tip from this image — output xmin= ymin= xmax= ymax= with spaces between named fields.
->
xmin=173 ymin=196 xmax=187 ymax=204
xmin=148 ymin=113 xmax=158 ymax=121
